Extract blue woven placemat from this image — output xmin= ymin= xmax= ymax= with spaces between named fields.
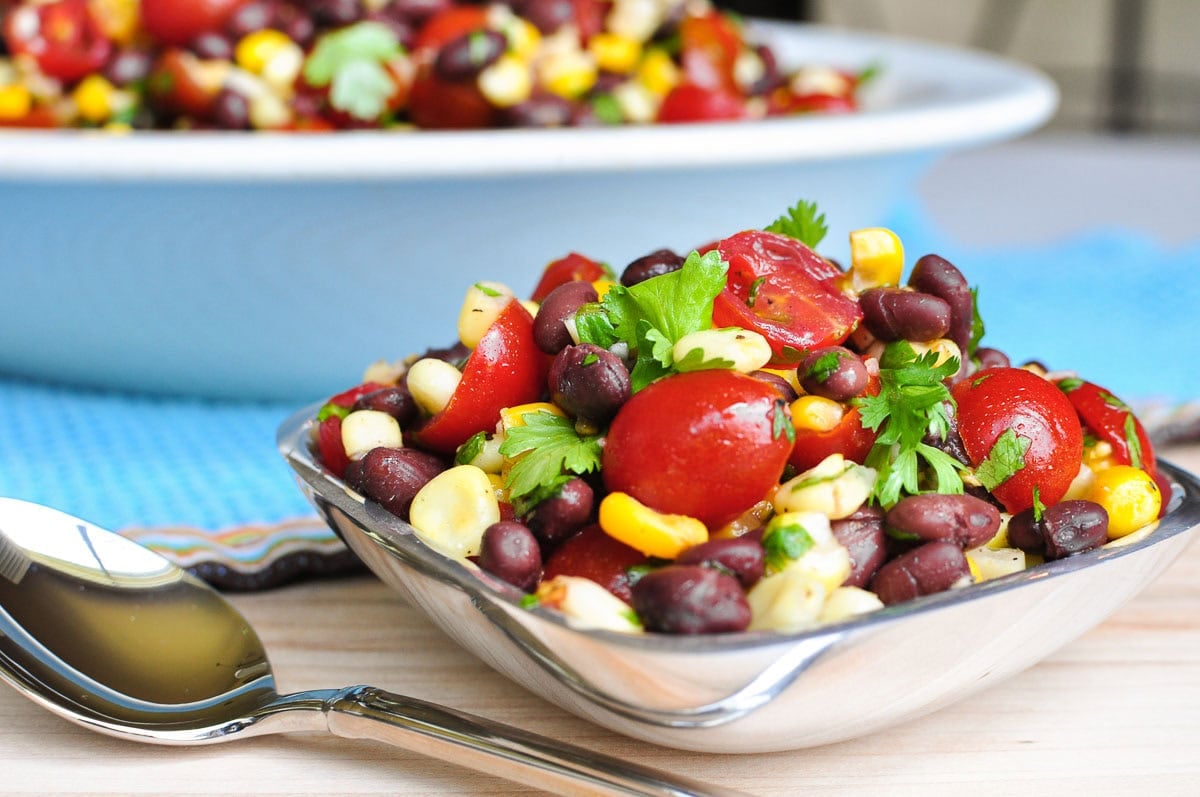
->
xmin=0 ymin=206 xmax=1196 ymax=590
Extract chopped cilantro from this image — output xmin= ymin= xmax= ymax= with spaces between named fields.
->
xmin=499 ymin=410 xmax=603 ymax=512
xmin=673 ymin=345 xmax=735 ymax=373
xmin=805 ymin=350 xmax=842 ymax=383
xmin=591 ymin=93 xmax=623 ymax=125
xmin=304 ymin=22 xmax=403 ymax=121
xmin=474 ymin=282 xmax=502 ymax=297
xmin=790 ymin=461 xmax=853 ymax=491
xmin=455 ymin=431 xmax=487 ymax=466
xmin=1124 ymin=413 xmax=1144 ymax=470
xmin=519 ymin=594 xmax=540 ymax=609
xmin=1101 ymin=389 xmax=1131 ymax=411
xmin=855 ymin=341 xmax=965 ymax=506
xmin=316 ymin=402 xmax=351 ymax=422
xmin=762 ymin=520 xmax=815 ymax=573
xmin=1056 ymin=376 xmax=1084 ymax=393
xmin=974 ymin=429 xmax=1031 ymax=491
xmin=765 ymin=199 xmax=828 ymax=250
xmin=746 ymin=276 xmax=766 ymax=308
xmin=1032 ymin=487 xmax=1046 ymax=522
xmin=968 ymin=287 xmax=985 ymax=357
xmin=772 ymin=399 xmax=795 ymax=444
xmin=856 ymin=61 xmax=884 ymax=86
xmin=581 ymin=352 xmax=600 ymax=366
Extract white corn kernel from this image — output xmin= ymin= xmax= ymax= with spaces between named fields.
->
xmin=732 ymin=49 xmax=765 ymax=93
xmin=464 ymin=435 xmax=506 ymax=474
xmin=248 ymin=90 xmax=292 ymax=129
xmin=361 ymin=358 xmax=405 ymax=385
xmin=478 ymin=55 xmax=532 ymax=108
xmin=612 ymin=79 xmax=657 ymax=124
xmin=966 ymin=546 xmax=1026 ymax=581
xmin=763 ymin=511 xmax=851 ymax=592
xmin=747 ymin=569 xmax=827 ymax=633
xmin=261 ymin=40 xmax=304 ymax=95
xmin=340 ymin=410 xmax=402 ymax=461
xmin=458 ymin=281 xmax=515 ymax=349
xmin=789 ymin=66 xmax=852 ymax=98
xmin=818 ymin=586 xmax=884 ymax=624
xmin=535 ymin=575 xmax=643 ymax=633
xmin=672 ymin=327 xmax=772 ymax=374
xmin=606 ymin=0 xmax=664 ymax=43
xmin=1064 ymin=462 xmax=1098 ymax=500
xmin=407 ymin=358 xmax=462 ymax=416
xmin=408 ymin=465 xmax=499 ymax=560
xmin=774 ymin=453 xmax=876 ymax=520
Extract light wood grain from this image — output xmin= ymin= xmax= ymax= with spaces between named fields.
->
xmin=3 ymin=447 xmax=1198 ymax=797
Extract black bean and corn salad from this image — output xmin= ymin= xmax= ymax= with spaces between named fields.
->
xmin=0 ymin=0 xmax=869 ymax=130
xmin=310 ymin=200 xmax=1171 ymax=635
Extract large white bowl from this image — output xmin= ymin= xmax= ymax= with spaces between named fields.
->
xmin=0 ymin=22 xmax=1056 ymax=401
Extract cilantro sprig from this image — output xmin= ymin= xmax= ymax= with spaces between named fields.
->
xmin=855 ymin=341 xmax=965 ymax=507
xmin=574 ymin=249 xmax=729 ymax=391
xmin=765 ymin=200 xmax=828 ymax=250
xmin=303 ymin=22 xmax=403 ymax=121
xmin=499 ymin=411 xmax=602 ymax=515
xmin=974 ymin=428 xmax=1030 ymax=491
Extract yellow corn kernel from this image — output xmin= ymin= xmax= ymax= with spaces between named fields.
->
xmin=235 ymin=29 xmax=294 ymax=75
xmin=406 ymin=358 xmax=463 ymax=416
xmin=599 ymin=492 xmax=708 ymax=559
xmin=672 ymin=327 xmax=772 ymax=374
xmin=847 ymin=227 xmax=905 ymax=292
xmin=1087 ymin=465 xmax=1161 ymax=538
xmin=340 ymin=409 xmax=402 ymax=460
xmin=611 ymin=79 xmax=657 ymax=123
xmin=71 ymin=74 xmax=116 ymax=124
xmin=818 ymin=585 xmax=884 ymax=624
xmin=541 ymin=51 xmax=598 ymax=99
xmin=909 ymin=337 xmax=962 ymax=368
xmin=763 ymin=512 xmax=851 ymax=592
xmin=589 ymin=33 xmax=642 ymax=74
xmin=774 ymin=454 xmax=876 ymax=520
xmin=458 ymin=281 xmax=515 ymax=349
xmin=89 ymin=0 xmax=139 ymax=46
xmin=1083 ymin=439 xmax=1116 ymax=471
xmin=790 ymin=395 xmax=844 ymax=433
xmin=0 ymin=84 xmax=33 ymax=121
xmin=499 ymin=402 xmax=565 ymax=433
xmin=747 ymin=568 xmax=826 ymax=633
xmin=965 ymin=546 xmax=1026 ymax=582
xmin=637 ymin=48 xmax=679 ymax=96
xmin=591 ymin=278 xmax=618 ymax=298
xmin=485 ymin=472 xmax=509 ymax=504
xmin=408 ymin=465 xmax=499 ymax=559
xmin=478 ymin=55 xmax=532 ymax=108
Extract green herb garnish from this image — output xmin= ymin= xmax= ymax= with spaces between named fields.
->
xmin=772 ymin=399 xmax=796 ymax=444
xmin=304 ymin=22 xmax=403 ymax=121
xmin=974 ymin=428 xmax=1031 ymax=491
xmin=765 ymin=199 xmax=828 ymax=250
xmin=1056 ymin=376 xmax=1084 ymax=393
xmin=473 ymin=282 xmax=502 ymax=297
xmin=762 ymin=520 xmax=815 ymax=573
xmin=499 ymin=410 xmax=602 ymax=512
xmin=1032 ymin=487 xmax=1046 ymax=522
xmin=805 ymin=350 xmax=841 ymax=383
xmin=317 ymin=402 xmax=351 ymax=422
xmin=455 ymin=432 xmax=487 ymax=466
xmin=967 ymin=287 xmax=985 ymax=357
xmin=746 ymin=276 xmax=766 ymax=308
xmin=1124 ymin=413 xmax=1144 ymax=470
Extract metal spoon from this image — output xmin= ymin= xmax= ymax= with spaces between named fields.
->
xmin=0 ymin=498 xmax=746 ymax=797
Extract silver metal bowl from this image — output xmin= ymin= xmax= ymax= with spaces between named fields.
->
xmin=278 ymin=405 xmax=1200 ymax=753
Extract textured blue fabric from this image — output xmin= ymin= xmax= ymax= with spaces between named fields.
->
xmin=885 ymin=206 xmax=1200 ymax=404
xmin=0 ymin=208 xmax=1197 ymax=535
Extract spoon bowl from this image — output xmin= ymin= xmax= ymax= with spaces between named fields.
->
xmin=0 ymin=497 xmax=745 ymax=796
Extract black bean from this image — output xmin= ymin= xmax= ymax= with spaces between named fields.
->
xmin=548 ymin=344 xmax=631 ymax=425
xmin=500 ymin=93 xmax=575 ymax=127
xmin=306 ymin=0 xmax=365 ymax=26
xmin=227 ymin=1 xmax=276 ymax=38
xmin=860 ymin=287 xmax=952 ymax=343
xmin=676 ymin=536 xmax=765 ymax=589
xmin=974 ymin=347 xmax=1010 ymax=370
xmin=527 ymin=478 xmax=594 ymax=545
xmin=746 ymin=44 xmax=783 ymax=95
xmin=909 ymin=254 xmax=973 ymax=353
xmin=632 ymin=565 xmax=751 ymax=634
xmin=511 ymin=0 xmax=575 ymax=34
xmin=212 ymin=88 xmax=251 ymax=130
xmin=831 ymin=506 xmax=888 ymax=588
xmin=348 ymin=446 xmax=446 ymax=520
xmin=533 ymin=280 xmax=598 ymax=354
xmin=103 ymin=49 xmax=153 ymax=86
xmin=620 ymin=248 xmax=685 ymax=287
xmin=352 ymin=385 xmax=417 ymax=426
xmin=390 ymin=0 xmax=452 ymax=23
xmin=799 ymin=346 xmax=868 ymax=401
xmin=1009 ymin=500 xmax=1109 ymax=560
xmin=478 ymin=521 xmax=542 ymax=591
xmin=420 ymin=341 xmax=470 ymax=367
xmin=886 ymin=493 xmax=1001 ymax=549
xmin=748 ymin=369 xmax=798 ymax=403
xmin=275 ymin=4 xmax=317 ymax=47
xmin=190 ymin=32 xmax=234 ymax=60
xmin=434 ymin=30 xmax=506 ymax=82
xmin=869 ymin=541 xmax=970 ymax=605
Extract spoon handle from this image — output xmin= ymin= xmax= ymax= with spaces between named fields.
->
xmin=322 ymin=685 xmax=749 ymax=797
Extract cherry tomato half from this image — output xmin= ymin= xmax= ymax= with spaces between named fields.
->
xmin=1058 ymin=379 xmax=1158 ymax=480
xmin=4 ymin=0 xmax=113 ymax=83
xmin=412 ymin=4 xmax=489 ymax=53
xmin=789 ymin=407 xmax=878 ymax=473
xmin=529 ymin=252 xmax=608 ymax=302
xmin=413 ymin=300 xmax=548 ymax=455
xmin=317 ymin=415 xmax=350 ymax=479
xmin=602 ymin=369 xmax=794 ymax=529
xmin=407 ymin=61 xmax=496 ymax=129
xmin=140 ymin=0 xmax=247 ymax=47
xmin=708 ymin=230 xmax=862 ymax=365
xmin=657 ymin=83 xmax=746 ymax=123
xmin=542 ymin=523 xmax=647 ymax=603
xmin=952 ymin=368 xmax=1084 ymax=513
xmin=678 ymin=11 xmax=741 ymax=92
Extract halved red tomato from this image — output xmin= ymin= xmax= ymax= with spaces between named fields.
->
xmin=412 ymin=300 xmax=548 ymax=455
xmin=657 ymin=83 xmax=745 ymax=123
xmin=952 ymin=368 xmax=1084 ymax=513
xmin=140 ymin=0 xmax=246 ymax=47
xmin=678 ymin=11 xmax=741 ymax=93
xmin=542 ymin=524 xmax=647 ymax=602
xmin=411 ymin=4 xmax=489 ymax=53
xmin=4 ymin=0 xmax=113 ymax=83
xmin=529 ymin=252 xmax=607 ymax=302
xmin=407 ymin=61 xmax=496 ymax=129
xmin=317 ymin=415 xmax=350 ymax=479
xmin=707 ymin=230 xmax=861 ymax=365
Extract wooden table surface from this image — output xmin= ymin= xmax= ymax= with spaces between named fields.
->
xmin=2 ymin=445 xmax=1198 ymax=797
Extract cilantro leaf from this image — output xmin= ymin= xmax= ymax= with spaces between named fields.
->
xmin=455 ymin=432 xmax=486 ymax=466
xmin=747 ymin=276 xmax=766 ymax=307
xmin=968 ymin=287 xmax=985 ymax=357
xmin=765 ymin=200 xmax=828 ymax=250
xmin=499 ymin=410 xmax=602 ymax=509
xmin=1124 ymin=412 xmax=1144 ymax=470
xmin=317 ymin=402 xmax=351 ymax=422
xmin=974 ymin=429 xmax=1031 ymax=491
xmin=856 ymin=61 xmax=884 ymax=86
xmin=1056 ymin=376 xmax=1084 ymax=393
xmin=303 ymin=22 xmax=403 ymax=121
xmin=804 ymin=350 xmax=841 ymax=383
xmin=772 ymin=399 xmax=795 ymax=444
xmin=1032 ymin=486 xmax=1046 ymax=522
xmin=762 ymin=520 xmax=815 ymax=573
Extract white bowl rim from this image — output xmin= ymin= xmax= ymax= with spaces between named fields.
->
xmin=0 ymin=21 xmax=1057 ymax=183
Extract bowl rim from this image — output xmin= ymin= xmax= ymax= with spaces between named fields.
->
xmin=0 ymin=21 xmax=1058 ymax=182
xmin=278 ymin=403 xmax=1200 ymax=654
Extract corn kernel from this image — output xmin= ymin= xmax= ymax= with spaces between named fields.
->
xmin=1087 ymin=465 xmax=1161 ymax=538
xmin=672 ymin=327 xmax=772 ymax=374
xmin=607 ymin=0 xmax=663 ymax=43
xmin=1063 ymin=462 xmax=1097 ymax=500
xmin=611 ymin=79 xmax=656 ymax=123
xmin=775 ymin=454 xmax=876 ymax=520
xmin=847 ymin=227 xmax=904 ymax=292
xmin=965 ymin=546 xmax=1026 ymax=582
xmin=458 ymin=281 xmax=515 ymax=349
xmin=361 ymin=358 xmax=405 ymax=386
xmin=747 ymin=568 xmax=826 ymax=633
xmin=71 ymin=74 xmax=116 ymax=123
xmin=591 ymin=278 xmax=618 ymax=298
xmin=540 ymin=51 xmax=598 ymax=100
xmin=790 ymin=395 xmax=844 ymax=433
xmin=909 ymin=338 xmax=962 ymax=369
xmin=790 ymin=66 xmax=853 ymax=98
xmin=637 ymin=48 xmax=679 ymax=96
xmin=340 ymin=409 xmax=402 ymax=460
xmin=407 ymin=358 xmax=463 ymax=416
xmin=818 ymin=586 xmax=884 ymax=624
xmin=762 ymin=512 xmax=851 ymax=593
xmin=503 ymin=17 xmax=541 ymax=62
xmin=478 ymin=55 xmax=532 ymax=108
xmin=0 ymin=83 xmax=33 ymax=121
xmin=589 ymin=32 xmax=642 ymax=74
xmin=485 ymin=472 xmax=509 ymax=504
xmin=1083 ymin=439 xmax=1116 ymax=471
xmin=599 ymin=492 xmax=708 ymax=559
xmin=499 ymin=402 xmax=565 ymax=433
xmin=408 ymin=465 xmax=499 ymax=559
xmin=89 ymin=0 xmax=139 ymax=46
xmin=535 ymin=576 xmax=643 ymax=633
xmin=235 ymin=29 xmax=295 ymax=75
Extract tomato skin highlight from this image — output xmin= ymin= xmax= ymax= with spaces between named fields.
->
xmin=952 ymin=368 xmax=1084 ymax=513
xmin=413 ymin=300 xmax=548 ymax=455
xmin=602 ymin=370 xmax=793 ymax=530
xmin=140 ymin=0 xmax=246 ymax=47
xmin=1060 ymin=379 xmax=1158 ymax=480
xmin=707 ymin=230 xmax=861 ymax=364
xmin=530 ymin=252 xmax=607 ymax=302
